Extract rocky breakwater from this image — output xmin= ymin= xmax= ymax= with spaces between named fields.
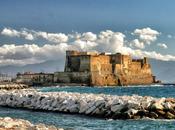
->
xmin=0 ymin=117 xmax=63 ymax=130
xmin=0 ymin=83 xmax=28 ymax=90
xmin=0 ymin=90 xmax=174 ymax=119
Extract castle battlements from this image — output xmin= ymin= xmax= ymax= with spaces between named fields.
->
xmin=16 ymin=50 xmax=157 ymax=86
xmin=62 ymin=50 xmax=156 ymax=86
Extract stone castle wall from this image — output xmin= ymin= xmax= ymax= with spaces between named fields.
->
xmin=54 ymin=72 xmax=90 ymax=84
xmin=16 ymin=50 xmax=156 ymax=86
xmin=62 ymin=50 xmax=155 ymax=86
xmin=90 ymin=54 xmax=117 ymax=86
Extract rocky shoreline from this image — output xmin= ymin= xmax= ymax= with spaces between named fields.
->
xmin=0 ymin=117 xmax=63 ymax=130
xmin=0 ymin=90 xmax=174 ymax=119
xmin=0 ymin=83 xmax=29 ymax=90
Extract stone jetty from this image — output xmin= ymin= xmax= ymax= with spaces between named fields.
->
xmin=0 ymin=117 xmax=63 ymax=130
xmin=0 ymin=83 xmax=28 ymax=90
xmin=0 ymin=90 xmax=174 ymax=119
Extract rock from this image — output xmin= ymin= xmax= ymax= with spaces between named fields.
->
xmin=69 ymin=104 xmax=79 ymax=113
xmin=164 ymin=102 xmax=173 ymax=110
xmin=0 ymin=83 xmax=29 ymax=90
xmin=95 ymin=100 xmax=105 ymax=107
xmin=85 ymin=105 xmax=97 ymax=115
xmin=156 ymin=110 xmax=166 ymax=115
xmin=111 ymin=103 xmax=125 ymax=113
xmin=0 ymin=90 xmax=174 ymax=120
xmin=166 ymin=112 xmax=175 ymax=119
xmin=133 ymin=115 xmax=141 ymax=119
xmin=91 ymin=108 xmax=101 ymax=115
xmin=169 ymin=109 xmax=175 ymax=115
xmin=125 ymin=108 xmax=138 ymax=118
xmin=136 ymin=110 xmax=149 ymax=118
xmin=140 ymin=96 xmax=153 ymax=109
xmin=150 ymin=98 xmax=165 ymax=110
xmin=149 ymin=112 xmax=159 ymax=119
xmin=0 ymin=117 xmax=63 ymax=130
xmin=165 ymin=98 xmax=175 ymax=103
xmin=52 ymin=99 xmax=58 ymax=107
xmin=79 ymin=100 xmax=88 ymax=113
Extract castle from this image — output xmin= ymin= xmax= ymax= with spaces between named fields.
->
xmin=54 ymin=50 xmax=156 ymax=86
xmin=16 ymin=50 xmax=156 ymax=86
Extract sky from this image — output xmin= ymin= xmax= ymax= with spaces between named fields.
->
xmin=1 ymin=0 xmax=175 ymax=67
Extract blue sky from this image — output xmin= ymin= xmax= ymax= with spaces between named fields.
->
xmin=0 ymin=0 xmax=175 ymax=66
xmin=0 ymin=0 xmax=175 ymax=33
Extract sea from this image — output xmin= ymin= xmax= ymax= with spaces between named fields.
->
xmin=0 ymin=85 xmax=175 ymax=130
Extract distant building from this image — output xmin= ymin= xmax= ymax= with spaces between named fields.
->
xmin=54 ymin=50 xmax=156 ymax=86
xmin=0 ymin=73 xmax=12 ymax=82
xmin=16 ymin=72 xmax=54 ymax=86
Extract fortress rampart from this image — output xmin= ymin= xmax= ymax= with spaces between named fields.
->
xmin=16 ymin=50 xmax=156 ymax=86
xmin=55 ymin=50 xmax=156 ymax=86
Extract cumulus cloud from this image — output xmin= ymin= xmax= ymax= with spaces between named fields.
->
xmin=35 ymin=31 xmax=68 ymax=43
xmin=0 ymin=43 xmax=71 ymax=66
xmin=132 ymin=27 xmax=160 ymax=44
xmin=1 ymin=28 xmax=34 ymax=40
xmin=130 ymin=39 xmax=145 ymax=49
xmin=96 ymin=30 xmax=126 ymax=53
xmin=1 ymin=28 xmax=68 ymax=43
xmin=1 ymin=28 xmax=19 ymax=37
xmin=157 ymin=43 xmax=168 ymax=49
xmin=130 ymin=50 xmax=175 ymax=61
xmin=81 ymin=32 xmax=97 ymax=41
xmin=0 ymin=42 xmax=173 ymax=67
xmin=0 ymin=27 xmax=175 ymax=66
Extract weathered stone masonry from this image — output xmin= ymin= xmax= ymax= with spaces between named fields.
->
xmin=54 ymin=50 xmax=156 ymax=86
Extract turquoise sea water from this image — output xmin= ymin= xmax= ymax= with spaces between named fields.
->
xmin=1 ymin=85 xmax=175 ymax=130
xmin=39 ymin=85 xmax=175 ymax=98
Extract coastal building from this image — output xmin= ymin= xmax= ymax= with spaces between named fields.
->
xmin=16 ymin=72 xmax=54 ymax=86
xmin=16 ymin=50 xmax=157 ymax=86
xmin=0 ymin=73 xmax=12 ymax=82
xmin=54 ymin=50 xmax=156 ymax=86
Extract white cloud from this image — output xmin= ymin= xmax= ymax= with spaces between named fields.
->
xmin=0 ymin=43 xmax=72 ymax=66
xmin=130 ymin=39 xmax=145 ymax=49
xmin=0 ymin=27 xmax=175 ymax=66
xmin=136 ymin=51 xmax=175 ymax=61
xmin=1 ymin=28 xmax=34 ymax=40
xmin=96 ymin=31 xmax=126 ymax=53
xmin=74 ymin=40 xmax=97 ymax=51
xmin=0 ymin=42 xmax=170 ymax=67
xmin=167 ymin=34 xmax=172 ymax=39
xmin=157 ymin=43 xmax=168 ymax=49
xmin=1 ymin=28 xmax=68 ymax=43
xmin=81 ymin=32 xmax=97 ymax=41
xmin=133 ymin=27 xmax=160 ymax=44
xmin=1 ymin=28 xmax=20 ymax=37
xmin=36 ymin=31 xmax=68 ymax=43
